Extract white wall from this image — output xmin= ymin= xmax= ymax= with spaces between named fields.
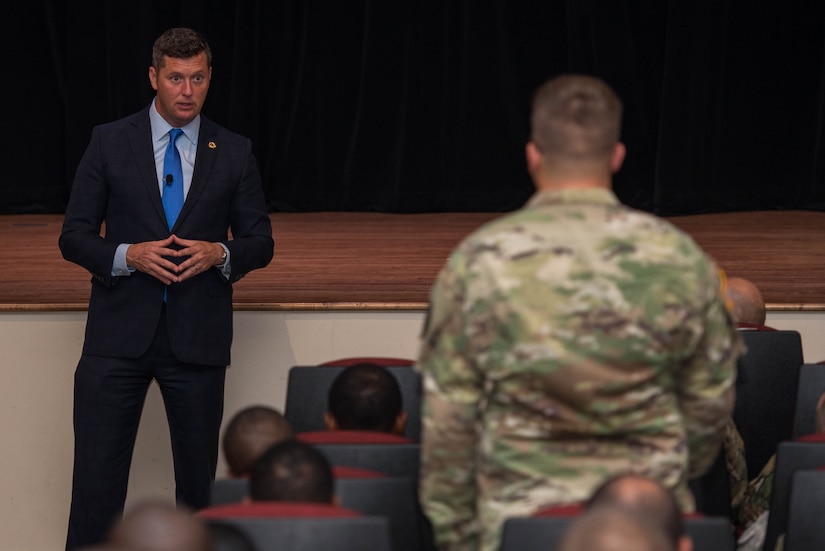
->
xmin=765 ymin=312 xmax=825 ymax=362
xmin=1 ymin=309 xmax=822 ymax=551
xmin=0 ymin=310 xmax=425 ymax=551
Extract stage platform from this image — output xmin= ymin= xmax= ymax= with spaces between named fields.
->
xmin=2 ymin=209 xmax=824 ymax=311
xmin=3 ymin=208 xmax=825 ymax=551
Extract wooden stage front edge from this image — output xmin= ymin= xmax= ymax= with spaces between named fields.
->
xmin=1 ymin=210 xmax=823 ymax=312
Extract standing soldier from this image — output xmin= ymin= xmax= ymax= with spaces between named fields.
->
xmin=415 ymin=74 xmax=742 ymax=551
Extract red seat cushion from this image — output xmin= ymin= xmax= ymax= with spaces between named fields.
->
xmin=198 ymin=502 xmax=362 ymax=519
xmin=297 ymin=430 xmax=414 ymax=444
xmin=332 ymin=465 xmax=386 ymax=478
xmin=531 ymin=504 xmax=584 ymax=517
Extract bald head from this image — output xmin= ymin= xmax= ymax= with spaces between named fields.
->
xmin=725 ymin=277 xmax=766 ymax=326
xmin=107 ymin=500 xmax=212 ymax=551
xmin=557 ymin=505 xmax=672 ymax=551
xmin=586 ymin=473 xmax=686 ymax=551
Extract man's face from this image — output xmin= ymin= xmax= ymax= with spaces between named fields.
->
xmin=149 ymin=52 xmax=211 ymax=128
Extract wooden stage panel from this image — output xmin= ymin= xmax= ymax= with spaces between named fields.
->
xmin=667 ymin=211 xmax=825 ymax=311
xmin=0 ymin=210 xmax=822 ymax=311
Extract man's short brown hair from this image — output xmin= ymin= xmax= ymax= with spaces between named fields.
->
xmin=530 ymin=74 xmax=623 ymax=162
xmin=152 ymin=27 xmax=212 ymax=69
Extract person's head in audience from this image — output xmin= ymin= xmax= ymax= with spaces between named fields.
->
xmin=325 ymin=362 xmax=407 ymax=434
xmin=106 ymin=499 xmax=212 ymax=551
xmin=249 ymin=439 xmax=335 ymax=504
xmin=556 ymin=504 xmax=672 ymax=551
xmin=724 ymin=276 xmax=767 ymax=326
xmin=222 ymin=405 xmax=294 ymax=477
xmin=585 ymin=473 xmax=690 ymax=551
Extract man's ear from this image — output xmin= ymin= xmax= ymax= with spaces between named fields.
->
xmin=148 ymin=66 xmax=158 ymax=91
xmin=392 ymin=411 xmax=408 ymax=436
xmin=526 ymin=141 xmax=543 ymax=176
xmin=610 ymin=142 xmax=626 ymax=173
xmin=324 ymin=411 xmax=339 ymax=431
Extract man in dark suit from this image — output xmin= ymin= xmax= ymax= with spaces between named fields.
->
xmin=59 ymin=27 xmax=274 ymax=550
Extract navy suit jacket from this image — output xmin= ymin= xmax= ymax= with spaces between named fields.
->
xmin=59 ymin=107 xmax=274 ymax=366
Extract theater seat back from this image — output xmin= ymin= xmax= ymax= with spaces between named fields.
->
xmin=205 ymin=516 xmax=393 ymax=551
xmin=284 ymin=365 xmax=422 ymax=440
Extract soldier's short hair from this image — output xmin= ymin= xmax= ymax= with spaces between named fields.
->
xmin=530 ymin=74 xmax=622 ymax=162
xmin=250 ymin=439 xmax=335 ymax=503
xmin=222 ymin=405 xmax=294 ymax=477
xmin=327 ymin=362 xmax=403 ymax=432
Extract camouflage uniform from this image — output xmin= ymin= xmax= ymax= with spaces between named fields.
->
xmin=739 ymin=453 xmax=775 ymax=531
xmin=416 ymin=188 xmax=742 ymax=551
xmin=725 ymin=418 xmax=749 ymax=524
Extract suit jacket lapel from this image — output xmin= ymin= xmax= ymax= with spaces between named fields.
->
xmin=174 ymin=116 xmax=219 ymax=230
xmin=126 ymin=108 xmax=169 ymax=229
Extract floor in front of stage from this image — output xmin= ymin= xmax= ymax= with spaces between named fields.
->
xmin=2 ymin=210 xmax=823 ymax=311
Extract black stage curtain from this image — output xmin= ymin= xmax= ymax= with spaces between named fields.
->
xmin=6 ymin=1 xmax=825 ymax=215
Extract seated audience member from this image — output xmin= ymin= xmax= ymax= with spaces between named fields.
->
xmin=719 ymin=275 xmax=773 ymax=524
xmin=296 ymin=362 xmax=412 ymax=444
xmin=106 ymin=499 xmax=211 ymax=551
xmin=220 ymin=405 xmax=383 ymax=481
xmin=222 ymin=405 xmax=294 ymax=478
xmin=200 ymin=439 xmax=360 ymax=519
xmin=556 ymin=505 xmax=672 ymax=551
xmin=585 ymin=473 xmax=691 ymax=551
xmin=724 ymin=276 xmax=773 ymax=330
xmin=736 ymin=389 xmax=825 ymax=551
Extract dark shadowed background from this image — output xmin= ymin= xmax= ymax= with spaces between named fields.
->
xmin=5 ymin=0 xmax=825 ymax=215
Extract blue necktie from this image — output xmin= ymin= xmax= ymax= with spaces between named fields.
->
xmin=162 ymin=128 xmax=184 ymax=230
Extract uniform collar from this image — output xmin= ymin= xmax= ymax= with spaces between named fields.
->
xmin=526 ymin=187 xmax=620 ymax=208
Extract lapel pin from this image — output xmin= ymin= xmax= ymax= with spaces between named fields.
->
xmin=208 ymin=141 xmax=217 ymax=149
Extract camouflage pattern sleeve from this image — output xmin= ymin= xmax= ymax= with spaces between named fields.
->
xmin=677 ymin=262 xmax=742 ymax=478
xmin=724 ymin=418 xmax=749 ymax=521
xmin=739 ymin=454 xmax=775 ymax=530
xmin=416 ymin=253 xmax=484 ymax=551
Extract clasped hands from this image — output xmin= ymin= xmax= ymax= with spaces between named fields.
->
xmin=126 ymin=234 xmax=224 ymax=285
